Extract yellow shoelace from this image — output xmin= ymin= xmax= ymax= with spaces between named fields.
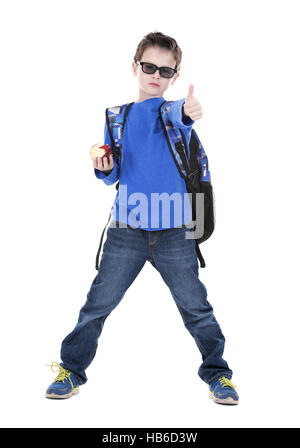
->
xmin=220 ymin=377 xmax=236 ymax=389
xmin=47 ymin=362 xmax=76 ymax=390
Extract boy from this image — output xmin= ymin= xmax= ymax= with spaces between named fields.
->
xmin=46 ymin=32 xmax=239 ymax=405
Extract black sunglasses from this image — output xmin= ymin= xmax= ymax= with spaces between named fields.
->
xmin=137 ymin=61 xmax=177 ymax=79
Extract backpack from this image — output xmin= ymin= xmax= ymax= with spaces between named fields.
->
xmin=95 ymin=100 xmax=215 ymax=270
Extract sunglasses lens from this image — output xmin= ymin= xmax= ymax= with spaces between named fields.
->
xmin=143 ymin=63 xmax=156 ymax=74
xmin=160 ymin=67 xmax=174 ymax=78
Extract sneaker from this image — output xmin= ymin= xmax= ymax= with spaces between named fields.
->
xmin=209 ymin=376 xmax=239 ymax=405
xmin=45 ymin=362 xmax=80 ymax=399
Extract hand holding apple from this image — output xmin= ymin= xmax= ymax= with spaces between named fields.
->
xmin=90 ymin=143 xmax=114 ymax=172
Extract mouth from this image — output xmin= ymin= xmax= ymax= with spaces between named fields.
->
xmin=149 ymin=83 xmax=160 ymax=87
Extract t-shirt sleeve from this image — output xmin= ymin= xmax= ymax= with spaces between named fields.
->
xmin=94 ymin=121 xmax=120 ymax=186
xmin=167 ymin=98 xmax=194 ymax=128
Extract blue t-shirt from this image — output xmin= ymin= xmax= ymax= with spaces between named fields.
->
xmin=94 ymin=96 xmax=194 ymax=231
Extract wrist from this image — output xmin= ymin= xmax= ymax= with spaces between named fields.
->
xmin=182 ymin=103 xmax=193 ymax=124
xmin=182 ymin=103 xmax=188 ymax=118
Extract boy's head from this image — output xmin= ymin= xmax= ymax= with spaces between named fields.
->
xmin=132 ymin=32 xmax=182 ymax=101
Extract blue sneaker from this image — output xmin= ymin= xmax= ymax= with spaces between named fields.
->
xmin=209 ymin=376 xmax=239 ymax=405
xmin=45 ymin=362 xmax=80 ymax=399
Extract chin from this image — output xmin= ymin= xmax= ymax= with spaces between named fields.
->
xmin=147 ymin=88 xmax=162 ymax=95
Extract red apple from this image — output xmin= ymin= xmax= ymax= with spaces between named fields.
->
xmin=90 ymin=143 xmax=112 ymax=160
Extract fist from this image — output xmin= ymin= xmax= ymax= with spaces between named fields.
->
xmin=183 ymin=84 xmax=203 ymax=122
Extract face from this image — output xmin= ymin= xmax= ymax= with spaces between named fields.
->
xmin=132 ymin=46 xmax=180 ymax=102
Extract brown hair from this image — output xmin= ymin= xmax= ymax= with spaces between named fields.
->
xmin=133 ymin=31 xmax=182 ymax=70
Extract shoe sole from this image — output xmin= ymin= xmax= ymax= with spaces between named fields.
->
xmin=209 ymin=391 xmax=239 ymax=405
xmin=45 ymin=387 xmax=79 ymax=399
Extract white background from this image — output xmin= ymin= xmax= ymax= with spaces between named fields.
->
xmin=1 ymin=0 xmax=299 ymax=429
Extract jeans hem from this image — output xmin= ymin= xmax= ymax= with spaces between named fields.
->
xmin=205 ymin=371 xmax=233 ymax=386
xmin=60 ymin=362 xmax=86 ymax=386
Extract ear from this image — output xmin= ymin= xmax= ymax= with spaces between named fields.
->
xmin=132 ymin=61 xmax=138 ymax=76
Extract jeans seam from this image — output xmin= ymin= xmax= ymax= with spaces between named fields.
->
xmin=149 ymin=231 xmax=158 ymax=246
xmin=148 ymin=234 xmax=153 ymax=261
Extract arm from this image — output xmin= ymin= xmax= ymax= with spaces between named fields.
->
xmin=94 ymin=121 xmax=120 ymax=186
xmin=167 ymin=98 xmax=195 ymax=129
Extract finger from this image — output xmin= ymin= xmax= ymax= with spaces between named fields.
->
xmin=185 ymin=98 xmax=199 ymax=110
xmin=189 ymin=112 xmax=203 ymax=121
xmin=96 ymin=157 xmax=103 ymax=170
xmin=102 ymin=156 xmax=109 ymax=169
xmin=186 ymin=105 xmax=202 ymax=114
xmin=105 ymin=154 xmax=113 ymax=169
xmin=187 ymin=84 xmax=194 ymax=100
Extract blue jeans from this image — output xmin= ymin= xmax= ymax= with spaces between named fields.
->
xmin=60 ymin=220 xmax=233 ymax=385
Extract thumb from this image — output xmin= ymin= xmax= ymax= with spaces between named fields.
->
xmin=187 ymin=84 xmax=194 ymax=100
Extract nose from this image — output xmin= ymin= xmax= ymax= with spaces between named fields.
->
xmin=152 ymin=69 xmax=160 ymax=79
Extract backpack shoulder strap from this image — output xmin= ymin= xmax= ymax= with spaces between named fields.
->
xmin=159 ymin=100 xmax=200 ymax=190
xmin=105 ymin=102 xmax=134 ymax=165
xmin=191 ymin=129 xmax=211 ymax=183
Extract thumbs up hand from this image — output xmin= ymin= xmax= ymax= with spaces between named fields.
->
xmin=183 ymin=84 xmax=203 ymax=122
